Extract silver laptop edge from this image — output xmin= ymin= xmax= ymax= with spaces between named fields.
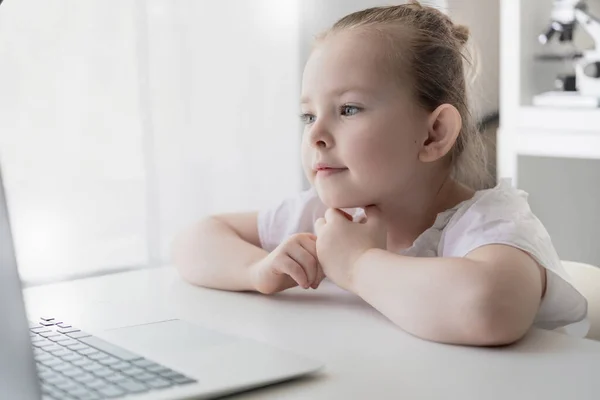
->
xmin=0 ymin=165 xmax=43 ymax=399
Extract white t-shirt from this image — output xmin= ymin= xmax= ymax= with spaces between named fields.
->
xmin=257 ymin=180 xmax=589 ymax=337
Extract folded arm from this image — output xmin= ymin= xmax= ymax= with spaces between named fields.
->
xmin=351 ymin=244 xmax=546 ymax=346
xmin=172 ymin=212 xmax=267 ymax=291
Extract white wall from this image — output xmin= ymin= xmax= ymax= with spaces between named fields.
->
xmin=449 ymin=0 xmax=500 ymax=118
xmin=0 ymin=0 xmax=302 ymax=282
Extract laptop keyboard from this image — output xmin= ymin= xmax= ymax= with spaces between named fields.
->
xmin=31 ymin=317 xmax=197 ymax=400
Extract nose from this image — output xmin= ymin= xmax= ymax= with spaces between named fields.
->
xmin=308 ymin=120 xmax=333 ymax=149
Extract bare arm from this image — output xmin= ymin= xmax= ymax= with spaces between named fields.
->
xmin=172 ymin=212 xmax=267 ymax=291
xmin=351 ymin=244 xmax=546 ymax=346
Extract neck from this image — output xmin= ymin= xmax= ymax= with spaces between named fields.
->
xmin=376 ymin=173 xmax=474 ymax=252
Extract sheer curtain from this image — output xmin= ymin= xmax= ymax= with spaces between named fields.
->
xmin=0 ymin=0 xmax=302 ymax=283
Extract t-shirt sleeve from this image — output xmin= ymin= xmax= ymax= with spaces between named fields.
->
xmin=439 ymin=184 xmax=588 ymax=335
xmin=257 ymin=188 xmax=328 ymax=252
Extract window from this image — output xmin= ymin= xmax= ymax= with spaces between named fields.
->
xmin=0 ymin=0 xmax=302 ymax=283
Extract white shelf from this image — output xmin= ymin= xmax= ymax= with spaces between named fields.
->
xmin=500 ymin=127 xmax=600 ymax=159
xmin=497 ymin=126 xmax=600 ymax=185
xmin=516 ymin=106 xmax=600 ymax=133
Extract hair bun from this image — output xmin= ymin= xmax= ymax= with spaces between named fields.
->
xmin=453 ymin=24 xmax=470 ymax=45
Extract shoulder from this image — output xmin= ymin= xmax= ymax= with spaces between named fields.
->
xmin=441 ymin=180 xmax=541 ymax=257
xmin=440 ymin=180 xmax=588 ymax=332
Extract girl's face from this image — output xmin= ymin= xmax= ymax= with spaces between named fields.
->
xmin=300 ymin=29 xmax=429 ymax=209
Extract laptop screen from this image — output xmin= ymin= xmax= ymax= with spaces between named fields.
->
xmin=0 ymin=166 xmax=42 ymax=399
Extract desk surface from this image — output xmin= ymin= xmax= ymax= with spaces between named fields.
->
xmin=24 ymin=267 xmax=600 ymax=400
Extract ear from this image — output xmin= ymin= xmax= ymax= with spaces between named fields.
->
xmin=418 ymin=104 xmax=462 ymax=163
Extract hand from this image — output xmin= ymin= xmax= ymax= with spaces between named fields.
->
xmin=249 ymin=233 xmax=325 ymax=295
xmin=314 ymin=206 xmax=386 ymax=291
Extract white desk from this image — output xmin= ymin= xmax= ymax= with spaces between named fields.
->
xmin=24 ymin=267 xmax=600 ymax=399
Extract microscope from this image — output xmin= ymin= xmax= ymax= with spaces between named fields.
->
xmin=535 ymin=0 xmax=600 ymax=107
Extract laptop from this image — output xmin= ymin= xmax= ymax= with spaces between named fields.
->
xmin=0 ymin=165 xmax=323 ymax=400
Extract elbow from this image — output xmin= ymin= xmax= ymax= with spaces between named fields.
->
xmin=466 ymin=313 xmax=530 ymax=347
xmin=171 ymin=228 xmax=199 ymax=285
xmin=462 ymin=286 xmax=535 ymax=346
xmin=173 ymin=258 xmax=203 ymax=287
xmin=171 ymin=218 xmax=215 ymax=286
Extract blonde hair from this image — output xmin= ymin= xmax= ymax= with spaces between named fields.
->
xmin=318 ymin=1 xmax=490 ymax=189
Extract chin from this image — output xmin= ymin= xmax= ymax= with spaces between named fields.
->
xmin=314 ymin=184 xmax=367 ymax=209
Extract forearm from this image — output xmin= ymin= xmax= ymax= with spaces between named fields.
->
xmin=172 ymin=217 xmax=267 ymax=291
xmin=351 ymin=249 xmax=534 ymax=346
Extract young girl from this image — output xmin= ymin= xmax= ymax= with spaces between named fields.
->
xmin=173 ymin=2 xmax=588 ymax=346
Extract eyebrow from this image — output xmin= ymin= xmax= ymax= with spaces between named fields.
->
xmin=300 ymin=87 xmax=374 ymax=104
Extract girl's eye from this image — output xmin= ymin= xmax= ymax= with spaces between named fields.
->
xmin=340 ymin=105 xmax=361 ymax=116
xmin=299 ymin=113 xmax=316 ymax=125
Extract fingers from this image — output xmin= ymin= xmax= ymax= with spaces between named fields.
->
xmin=296 ymin=234 xmax=323 ymax=289
xmin=272 ymin=274 xmax=301 ymax=293
xmin=314 ymin=217 xmax=325 ymax=234
xmin=324 ymin=208 xmax=341 ymax=222
xmin=287 ymin=244 xmax=318 ymax=288
xmin=297 ymin=232 xmax=318 ymax=258
xmin=276 ymin=257 xmax=309 ymax=289
xmin=317 ymin=208 xmax=353 ymax=236
xmin=313 ymin=262 xmax=326 ymax=289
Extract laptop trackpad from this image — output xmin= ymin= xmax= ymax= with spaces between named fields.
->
xmin=96 ymin=319 xmax=235 ymax=373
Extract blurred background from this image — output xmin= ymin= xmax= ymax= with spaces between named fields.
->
xmin=1 ymin=0 xmax=598 ymax=285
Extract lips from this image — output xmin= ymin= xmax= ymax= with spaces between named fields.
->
xmin=313 ymin=162 xmax=348 ymax=176
xmin=313 ymin=162 xmax=346 ymax=172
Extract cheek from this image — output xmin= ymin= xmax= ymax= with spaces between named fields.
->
xmin=347 ymin=124 xmax=418 ymax=177
xmin=300 ymin=135 xmax=314 ymax=180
